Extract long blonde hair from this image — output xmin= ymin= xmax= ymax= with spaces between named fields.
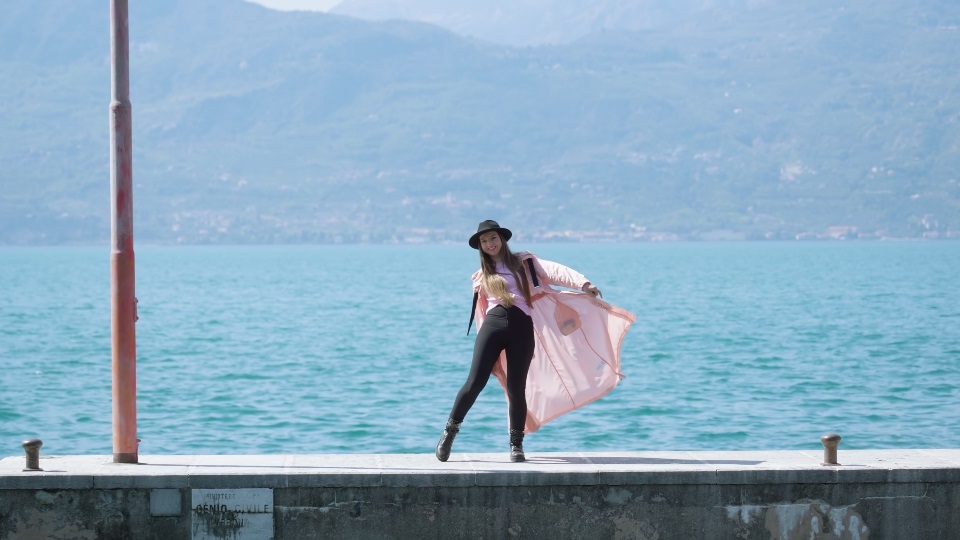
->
xmin=479 ymin=241 xmax=532 ymax=308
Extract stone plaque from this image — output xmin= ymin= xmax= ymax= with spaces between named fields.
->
xmin=191 ymin=488 xmax=273 ymax=540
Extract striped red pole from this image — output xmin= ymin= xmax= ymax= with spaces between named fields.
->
xmin=109 ymin=0 xmax=138 ymax=464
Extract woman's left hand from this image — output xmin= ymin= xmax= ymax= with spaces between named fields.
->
xmin=582 ymin=282 xmax=602 ymax=298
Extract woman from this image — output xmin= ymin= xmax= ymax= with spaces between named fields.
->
xmin=436 ymin=220 xmax=636 ymax=462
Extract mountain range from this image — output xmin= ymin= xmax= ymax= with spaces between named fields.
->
xmin=330 ymin=0 xmax=780 ymax=47
xmin=1 ymin=0 xmax=958 ymax=244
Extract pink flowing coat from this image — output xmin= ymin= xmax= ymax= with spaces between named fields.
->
xmin=472 ymin=251 xmax=637 ymax=433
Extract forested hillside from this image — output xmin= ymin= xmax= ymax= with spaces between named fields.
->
xmin=1 ymin=0 xmax=957 ymax=244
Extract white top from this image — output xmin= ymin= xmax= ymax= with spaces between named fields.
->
xmin=485 ymin=261 xmax=532 ymax=318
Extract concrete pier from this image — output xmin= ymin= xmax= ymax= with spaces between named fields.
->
xmin=2 ymin=449 xmax=959 ymax=538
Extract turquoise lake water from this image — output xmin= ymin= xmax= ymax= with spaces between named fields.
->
xmin=1 ymin=242 xmax=958 ymax=457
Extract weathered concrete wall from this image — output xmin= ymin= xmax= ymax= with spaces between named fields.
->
xmin=1 ymin=489 xmax=183 ymax=540
xmin=1 ymin=450 xmax=959 ymax=539
xmin=1 ymin=482 xmax=956 ymax=539
xmin=271 ymin=482 xmax=957 ymax=539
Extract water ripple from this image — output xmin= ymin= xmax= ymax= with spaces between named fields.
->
xmin=1 ymin=243 xmax=959 ymax=455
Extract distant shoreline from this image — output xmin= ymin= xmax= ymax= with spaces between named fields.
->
xmin=2 ymin=237 xmax=959 ymax=248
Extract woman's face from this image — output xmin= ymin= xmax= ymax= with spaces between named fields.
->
xmin=479 ymin=231 xmax=502 ymax=259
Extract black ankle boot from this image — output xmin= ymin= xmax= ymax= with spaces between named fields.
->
xmin=509 ymin=429 xmax=525 ymax=462
xmin=435 ymin=419 xmax=461 ymax=462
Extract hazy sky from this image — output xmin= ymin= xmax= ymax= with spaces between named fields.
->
xmin=247 ymin=0 xmax=338 ymax=11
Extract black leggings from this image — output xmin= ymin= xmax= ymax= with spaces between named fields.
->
xmin=449 ymin=305 xmax=535 ymax=432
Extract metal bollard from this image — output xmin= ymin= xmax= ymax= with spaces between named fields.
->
xmin=22 ymin=439 xmax=43 ymax=471
xmin=820 ymin=433 xmax=842 ymax=465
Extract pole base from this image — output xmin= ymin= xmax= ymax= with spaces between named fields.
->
xmin=113 ymin=452 xmax=138 ymax=464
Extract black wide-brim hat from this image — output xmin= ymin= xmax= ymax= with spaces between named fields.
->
xmin=469 ymin=219 xmax=512 ymax=249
